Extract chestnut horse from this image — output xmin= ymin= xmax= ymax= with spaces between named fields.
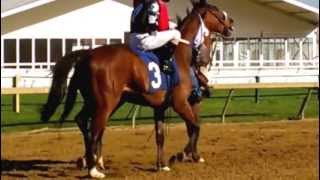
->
xmin=41 ymin=0 xmax=233 ymax=178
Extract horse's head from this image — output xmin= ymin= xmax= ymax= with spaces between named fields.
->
xmin=192 ymin=0 xmax=234 ymax=37
xmin=190 ymin=0 xmax=234 ymax=67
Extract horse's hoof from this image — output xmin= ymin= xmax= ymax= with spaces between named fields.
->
xmin=159 ymin=166 xmax=171 ymax=172
xmin=98 ymin=156 xmax=105 ymax=170
xmin=76 ymin=157 xmax=87 ymax=169
xmin=198 ymin=157 xmax=205 ymax=163
xmin=89 ymin=167 xmax=105 ymax=179
xmin=161 ymin=166 xmax=171 ymax=171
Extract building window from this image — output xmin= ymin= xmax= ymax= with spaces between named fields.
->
xmin=80 ymin=39 xmax=92 ymax=48
xmin=4 ymin=39 xmax=16 ymax=63
xmin=35 ymin=39 xmax=47 ymax=63
xmin=110 ymin=38 xmax=122 ymax=44
xmin=66 ymin=39 xmax=77 ymax=54
xmin=50 ymin=39 xmax=62 ymax=62
xmin=20 ymin=39 xmax=32 ymax=63
xmin=239 ymin=41 xmax=249 ymax=61
xmin=223 ymin=41 xmax=234 ymax=61
xmin=302 ymin=38 xmax=312 ymax=60
xmin=95 ymin=39 xmax=107 ymax=46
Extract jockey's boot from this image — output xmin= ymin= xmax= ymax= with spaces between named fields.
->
xmin=189 ymin=87 xmax=202 ymax=103
xmin=189 ymin=67 xmax=202 ymax=103
xmin=161 ymin=59 xmax=174 ymax=74
xmin=201 ymin=86 xmax=211 ymax=98
xmin=195 ymin=69 xmax=211 ymax=98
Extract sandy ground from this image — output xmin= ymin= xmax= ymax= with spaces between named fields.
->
xmin=1 ymin=119 xmax=319 ymax=180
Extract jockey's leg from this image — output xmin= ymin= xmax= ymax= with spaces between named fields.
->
xmin=196 ymin=68 xmax=211 ymax=98
xmin=140 ymin=30 xmax=181 ymax=73
xmin=189 ymin=67 xmax=202 ymax=103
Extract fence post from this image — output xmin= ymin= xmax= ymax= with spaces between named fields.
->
xmin=13 ymin=75 xmax=21 ymax=113
xmin=132 ymin=105 xmax=141 ymax=129
xmin=255 ymin=76 xmax=260 ymax=104
xmin=221 ymin=89 xmax=235 ymax=123
xmin=295 ymin=89 xmax=313 ymax=120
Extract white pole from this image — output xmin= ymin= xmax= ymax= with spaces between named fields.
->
xmin=284 ymin=39 xmax=289 ymax=67
xmin=47 ymin=38 xmax=51 ymax=70
xmin=1 ymin=38 xmax=4 ymax=68
xmin=312 ymin=29 xmax=318 ymax=60
xmin=16 ymin=38 xmax=20 ymax=71
xmin=299 ymin=39 xmax=304 ymax=68
xmin=233 ymin=40 xmax=239 ymax=67
xmin=92 ymin=38 xmax=97 ymax=49
xmin=219 ymin=42 xmax=223 ymax=67
xmin=259 ymin=39 xmax=264 ymax=68
xmin=62 ymin=38 xmax=66 ymax=56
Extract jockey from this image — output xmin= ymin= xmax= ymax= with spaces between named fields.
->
xmin=130 ymin=0 xmax=205 ymax=101
xmin=129 ymin=0 xmax=180 ymax=74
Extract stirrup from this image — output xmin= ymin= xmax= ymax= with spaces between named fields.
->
xmin=189 ymin=89 xmax=202 ymax=103
xmin=161 ymin=59 xmax=174 ymax=74
xmin=201 ymin=86 xmax=211 ymax=98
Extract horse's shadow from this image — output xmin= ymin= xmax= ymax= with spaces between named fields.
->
xmin=1 ymin=159 xmax=73 ymax=172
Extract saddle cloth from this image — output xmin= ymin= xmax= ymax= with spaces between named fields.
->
xmin=130 ymin=47 xmax=179 ymax=93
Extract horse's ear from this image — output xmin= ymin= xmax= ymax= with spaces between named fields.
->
xmin=186 ymin=7 xmax=191 ymax=15
xmin=176 ymin=15 xmax=182 ymax=27
xmin=199 ymin=0 xmax=207 ymax=5
xmin=190 ymin=0 xmax=207 ymax=8
xmin=190 ymin=0 xmax=197 ymax=7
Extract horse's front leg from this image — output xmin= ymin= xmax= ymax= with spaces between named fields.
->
xmin=170 ymin=92 xmax=204 ymax=164
xmin=154 ymin=108 xmax=170 ymax=171
xmin=187 ymin=102 xmax=205 ymax=163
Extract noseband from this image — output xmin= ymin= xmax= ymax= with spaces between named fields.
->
xmin=192 ymin=14 xmax=211 ymax=67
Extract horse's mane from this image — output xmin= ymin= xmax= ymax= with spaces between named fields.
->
xmin=176 ymin=0 xmax=220 ymax=30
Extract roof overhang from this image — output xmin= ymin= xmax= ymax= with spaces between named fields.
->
xmin=253 ymin=0 xmax=319 ymax=25
xmin=1 ymin=0 xmax=55 ymax=18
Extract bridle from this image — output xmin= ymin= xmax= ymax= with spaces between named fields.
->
xmin=192 ymin=8 xmax=228 ymax=68
xmin=193 ymin=7 xmax=231 ymax=69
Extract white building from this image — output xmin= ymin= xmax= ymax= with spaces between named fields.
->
xmin=1 ymin=0 xmax=319 ymax=87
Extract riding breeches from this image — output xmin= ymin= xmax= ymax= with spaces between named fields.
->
xmin=129 ymin=29 xmax=181 ymax=51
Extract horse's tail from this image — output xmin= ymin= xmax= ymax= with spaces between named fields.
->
xmin=58 ymin=66 xmax=80 ymax=124
xmin=40 ymin=49 xmax=90 ymax=122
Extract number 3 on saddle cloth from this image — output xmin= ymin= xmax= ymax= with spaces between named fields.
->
xmin=129 ymin=43 xmax=179 ymax=93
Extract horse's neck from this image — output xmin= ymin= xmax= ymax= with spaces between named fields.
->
xmin=180 ymin=15 xmax=201 ymax=43
xmin=175 ymin=15 xmax=201 ymax=66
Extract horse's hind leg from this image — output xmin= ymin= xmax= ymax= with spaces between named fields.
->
xmin=75 ymin=104 xmax=93 ymax=169
xmin=154 ymin=108 xmax=170 ymax=171
xmin=95 ymin=99 xmax=125 ymax=170
xmin=88 ymin=93 xmax=121 ymax=179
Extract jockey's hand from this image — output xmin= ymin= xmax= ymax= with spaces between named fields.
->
xmin=170 ymin=30 xmax=182 ymax=45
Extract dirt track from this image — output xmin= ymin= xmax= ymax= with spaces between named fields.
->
xmin=1 ymin=119 xmax=319 ymax=179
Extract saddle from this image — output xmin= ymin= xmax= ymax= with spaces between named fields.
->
xmin=152 ymin=43 xmax=176 ymax=74
xmin=154 ymin=42 xmax=211 ymax=98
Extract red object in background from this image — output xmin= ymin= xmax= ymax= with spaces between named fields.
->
xmin=157 ymin=0 xmax=169 ymax=31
